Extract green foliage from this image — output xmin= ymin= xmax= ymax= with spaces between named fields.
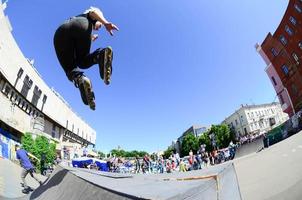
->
xmin=229 ymin=127 xmax=237 ymax=142
xmin=109 ymin=149 xmax=148 ymax=158
xmin=33 ymin=136 xmax=49 ymax=158
xmin=208 ymin=124 xmax=233 ymax=149
xmin=21 ymin=133 xmax=57 ymax=171
xmin=21 ymin=133 xmax=34 ymax=152
xmin=163 ymin=146 xmax=175 ymax=159
xmin=198 ymin=131 xmax=213 ymax=152
xmin=181 ymin=133 xmax=199 ymax=157
xmin=47 ymin=143 xmax=57 ymax=164
xmin=98 ymin=151 xmax=106 ymax=158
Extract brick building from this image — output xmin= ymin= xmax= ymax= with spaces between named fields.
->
xmin=256 ymin=0 xmax=302 ymax=117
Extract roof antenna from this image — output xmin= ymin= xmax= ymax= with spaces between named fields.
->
xmin=2 ymin=0 xmax=8 ymax=11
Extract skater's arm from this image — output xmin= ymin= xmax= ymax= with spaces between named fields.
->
xmin=27 ymin=152 xmax=40 ymax=161
xmin=88 ymin=8 xmax=109 ymax=25
xmin=88 ymin=7 xmax=119 ymax=36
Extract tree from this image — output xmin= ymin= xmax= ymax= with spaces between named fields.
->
xmin=137 ymin=151 xmax=148 ymax=157
xmin=163 ymin=146 xmax=174 ymax=159
xmin=21 ymin=133 xmax=57 ymax=172
xmin=198 ymin=131 xmax=213 ymax=152
xmin=33 ymin=135 xmax=49 ymax=159
xmin=110 ymin=149 xmax=124 ymax=157
xmin=109 ymin=149 xmax=148 ymax=158
xmin=181 ymin=133 xmax=199 ymax=157
xmin=98 ymin=151 xmax=106 ymax=158
xmin=21 ymin=133 xmax=34 ymax=152
xmin=208 ymin=124 xmax=233 ymax=149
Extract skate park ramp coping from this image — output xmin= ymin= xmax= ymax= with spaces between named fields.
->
xmin=9 ymin=162 xmax=242 ymax=200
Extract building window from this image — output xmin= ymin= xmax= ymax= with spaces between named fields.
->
xmin=271 ymin=76 xmax=277 ymax=86
xmin=282 ymin=64 xmax=289 ymax=75
xmin=294 ymin=4 xmax=302 ymax=13
xmin=299 ymin=42 xmax=302 ymax=50
xmin=279 ymin=35 xmax=287 ymax=45
xmin=31 ymin=85 xmax=42 ymax=107
xmin=235 ymin=119 xmax=238 ymax=125
xmin=279 ymin=94 xmax=285 ymax=105
xmin=291 ymin=84 xmax=298 ymax=95
xmin=52 ymin=124 xmax=56 ymax=138
xmin=292 ymin=52 xmax=300 ymax=65
xmin=21 ymin=75 xmax=33 ymax=98
xmin=289 ymin=16 xmax=297 ymax=26
xmin=9 ymin=91 xmax=15 ymax=100
xmin=285 ymin=25 xmax=293 ymax=36
xmin=2 ymin=84 xmax=11 ymax=96
xmin=42 ymin=95 xmax=47 ymax=103
xmin=271 ymin=48 xmax=279 ymax=57
xmin=17 ymin=97 xmax=21 ymax=106
xmin=17 ymin=67 xmax=24 ymax=78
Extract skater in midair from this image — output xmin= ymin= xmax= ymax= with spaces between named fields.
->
xmin=54 ymin=7 xmax=119 ymax=110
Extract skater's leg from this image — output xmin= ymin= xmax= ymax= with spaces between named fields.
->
xmin=74 ymin=36 xmax=96 ymax=69
xmin=71 ymin=20 xmax=113 ymax=85
xmin=54 ymin=25 xmax=94 ymax=109
xmin=95 ymin=47 xmax=113 ymax=85
xmin=53 ymin=25 xmax=78 ymax=81
xmin=29 ymin=170 xmax=42 ymax=185
xmin=72 ymin=18 xmax=95 ymax=69
xmin=21 ymin=169 xmax=29 ymax=189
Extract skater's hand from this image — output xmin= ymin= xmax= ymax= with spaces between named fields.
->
xmin=104 ymin=23 xmax=119 ymax=36
xmin=91 ymin=34 xmax=98 ymax=42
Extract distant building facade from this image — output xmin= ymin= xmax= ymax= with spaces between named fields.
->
xmin=172 ymin=125 xmax=210 ymax=154
xmin=222 ymin=103 xmax=289 ymax=138
xmin=256 ymin=0 xmax=302 ymax=117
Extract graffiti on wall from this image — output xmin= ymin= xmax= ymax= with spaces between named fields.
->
xmin=0 ymin=128 xmax=20 ymax=160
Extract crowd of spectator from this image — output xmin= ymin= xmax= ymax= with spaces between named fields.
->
xmin=104 ymin=142 xmax=238 ymax=174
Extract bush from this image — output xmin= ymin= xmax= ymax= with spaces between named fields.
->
xmin=181 ymin=133 xmax=199 ymax=157
xmin=21 ymin=133 xmax=35 ymax=152
xmin=21 ymin=133 xmax=57 ymax=172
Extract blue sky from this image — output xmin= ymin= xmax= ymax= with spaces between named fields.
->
xmin=5 ymin=0 xmax=288 ymax=153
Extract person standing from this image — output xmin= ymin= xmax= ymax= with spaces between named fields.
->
xmin=15 ymin=145 xmax=42 ymax=194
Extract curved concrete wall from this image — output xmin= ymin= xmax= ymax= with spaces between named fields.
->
xmin=0 ymin=2 xmax=96 ymax=144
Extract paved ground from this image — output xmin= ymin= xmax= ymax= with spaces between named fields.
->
xmin=234 ymin=132 xmax=302 ymax=200
xmin=0 ymin=158 xmax=47 ymax=199
xmin=235 ymin=137 xmax=264 ymax=159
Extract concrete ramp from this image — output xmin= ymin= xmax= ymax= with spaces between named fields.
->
xmin=17 ymin=166 xmax=139 ymax=200
xmin=12 ymin=163 xmax=241 ymax=200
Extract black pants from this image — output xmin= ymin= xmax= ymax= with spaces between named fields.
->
xmin=53 ymin=17 xmax=100 ymax=80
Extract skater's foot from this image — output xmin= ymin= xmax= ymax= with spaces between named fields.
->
xmin=97 ymin=47 xmax=113 ymax=85
xmin=22 ymin=188 xmax=30 ymax=194
xmin=73 ymin=73 xmax=96 ymax=110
